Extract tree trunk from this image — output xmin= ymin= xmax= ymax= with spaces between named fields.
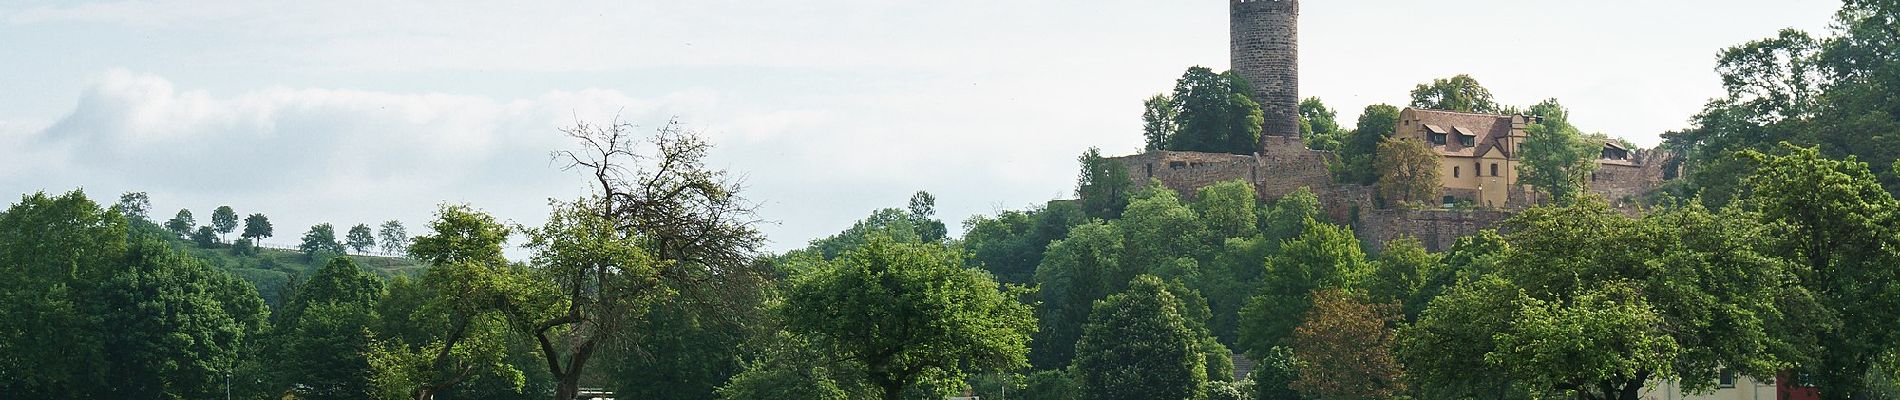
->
xmin=555 ymin=376 xmax=581 ymax=400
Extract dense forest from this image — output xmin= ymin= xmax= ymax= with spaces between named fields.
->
xmin=2 ymin=1 xmax=1898 ymax=400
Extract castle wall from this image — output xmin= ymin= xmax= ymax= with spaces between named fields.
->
xmin=1231 ymin=0 xmax=1300 ymax=137
xmin=1255 ymin=136 xmax=1335 ymax=200
xmin=1356 ymin=208 xmax=1513 ymax=253
xmin=1114 ymin=151 xmax=1258 ymax=200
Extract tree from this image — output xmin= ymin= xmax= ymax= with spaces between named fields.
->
xmin=1120 ymin=186 xmax=1206 ymax=276
xmin=1374 ymin=137 xmax=1442 ymax=206
xmin=779 ymin=236 xmax=1036 ymax=400
xmin=1366 ymin=236 xmax=1442 ymax=320
xmin=1031 ymin=222 xmax=1127 ymax=369
xmin=1239 ymin=218 xmax=1369 ymax=359
xmin=378 ymin=220 xmax=408 ymax=256
xmin=300 ymin=223 xmax=345 ymax=257
xmin=1077 ymin=147 xmax=1133 ymax=220
xmin=1194 ymin=179 xmax=1258 ymax=240
xmin=1337 ymin=104 xmax=1403 ymax=185
xmin=0 ymin=190 xmax=128 ymax=398
xmin=1299 ymin=97 xmax=1342 ymax=151
xmin=1073 ymin=275 xmax=1208 ymax=400
xmin=1746 ymin=145 xmax=1900 ymax=398
xmin=191 ymin=225 xmax=218 ymax=248
xmin=524 ymin=117 xmax=767 ymax=400
xmin=962 ymin=201 xmax=1087 ymax=285
xmin=346 ymin=224 xmax=375 ymax=254
xmin=1516 ymin=99 xmax=1601 ymax=201
xmin=1144 ymin=94 xmax=1179 ymax=151
xmin=1168 ymin=66 xmax=1265 ymax=154
xmin=373 ymin=205 xmax=525 ymax=400
xmin=1289 ymin=289 xmax=1404 ymax=400
xmin=211 ymin=205 xmax=239 ymax=242
xmin=166 ymin=208 xmax=196 ymax=238
xmin=275 ymin=260 xmax=384 ymax=400
xmin=242 ymin=213 xmax=273 ymax=243
xmin=96 ymin=236 xmax=268 ymax=399
xmin=116 ymin=191 xmax=151 ymax=222
xmin=905 ymin=191 xmax=948 ymax=243
xmin=1409 ymin=74 xmax=1500 ymax=113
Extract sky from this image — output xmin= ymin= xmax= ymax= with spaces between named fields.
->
xmin=0 ymin=0 xmax=1845 ymax=253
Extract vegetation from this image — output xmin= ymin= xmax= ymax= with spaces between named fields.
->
xmin=1142 ymin=66 xmax=1266 ymax=154
xmin=1373 ymin=136 xmax=1442 ymax=205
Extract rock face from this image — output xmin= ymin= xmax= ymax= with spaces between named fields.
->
xmin=1231 ymin=0 xmax=1299 ymax=139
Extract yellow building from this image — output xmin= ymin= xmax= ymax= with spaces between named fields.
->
xmin=1393 ymin=108 xmax=1535 ymax=208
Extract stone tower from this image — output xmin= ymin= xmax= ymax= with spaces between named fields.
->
xmin=1230 ymin=0 xmax=1299 ymax=139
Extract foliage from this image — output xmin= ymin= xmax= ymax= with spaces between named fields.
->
xmin=1252 ymin=346 xmax=1304 ymax=400
xmin=1366 ymin=236 xmax=1442 ymax=320
xmin=166 ymin=208 xmax=196 ymax=238
xmin=1409 ymin=74 xmax=1500 ymax=114
xmin=1077 ymin=147 xmax=1133 ymax=220
xmin=961 ymin=200 xmax=1087 ymax=285
xmin=1145 ymin=93 xmax=1179 ymax=151
xmin=96 ymin=236 xmax=269 ymax=399
xmin=273 ymin=257 xmax=385 ymax=400
xmin=1289 ymin=289 xmax=1404 ymax=400
xmin=1073 ymin=275 xmax=1209 ymax=400
xmin=212 ymin=205 xmax=239 ymax=241
xmin=372 ymin=205 xmax=527 ymax=399
xmin=191 ymin=225 xmax=218 ymax=248
xmin=116 ymin=191 xmax=151 ymax=221
xmin=1516 ymin=99 xmax=1601 ymax=201
xmin=242 ymin=213 xmax=273 ymax=243
xmin=1031 ymin=221 xmax=1126 ymax=369
xmin=1195 ymin=180 xmax=1258 ymax=240
xmin=378 ymin=220 xmax=408 ymax=256
xmin=1373 ymin=136 xmax=1442 ymax=206
xmin=347 ymin=223 xmax=376 ymax=254
xmin=780 ymin=236 xmax=1035 ymax=400
xmin=1299 ymin=97 xmax=1342 ymax=151
xmin=300 ymin=223 xmax=346 ymax=257
xmin=1336 ymin=104 xmax=1403 ymax=185
xmin=1151 ymin=66 xmax=1266 ymax=154
xmin=1239 ymin=218 xmax=1369 ymax=359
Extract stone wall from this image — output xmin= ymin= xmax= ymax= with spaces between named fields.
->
xmin=1355 ymin=208 xmax=1513 ymax=252
xmin=1254 ymin=136 xmax=1336 ymax=200
xmin=1231 ymin=0 xmax=1300 ymax=137
xmin=1586 ymin=150 xmax=1679 ymax=207
xmin=1114 ymin=151 xmax=1258 ymax=200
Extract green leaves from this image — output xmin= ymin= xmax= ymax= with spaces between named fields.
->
xmin=1073 ymin=275 xmax=1209 ymax=400
xmin=1409 ymin=74 xmax=1501 ymax=114
xmin=1145 ymin=66 xmax=1266 ymax=155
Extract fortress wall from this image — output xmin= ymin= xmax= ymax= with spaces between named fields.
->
xmin=1254 ymin=136 xmax=1337 ymax=200
xmin=1113 ymin=151 xmax=1258 ymax=200
xmin=1356 ymin=208 xmax=1513 ymax=253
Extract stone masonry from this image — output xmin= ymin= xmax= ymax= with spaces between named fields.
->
xmin=1231 ymin=0 xmax=1300 ymax=137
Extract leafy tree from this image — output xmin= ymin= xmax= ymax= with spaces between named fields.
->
xmin=191 ymin=225 xmax=218 ymax=248
xmin=1299 ymin=97 xmax=1342 ymax=151
xmin=962 ymin=201 xmax=1087 ymax=285
xmin=1022 ymin=369 xmax=1078 ymax=400
xmin=1077 ymin=147 xmax=1133 ymax=220
xmin=1516 ymin=99 xmax=1601 ymax=201
xmin=780 ymin=236 xmax=1036 ymax=400
xmin=799 ymin=205 xmax=946 ymax=260
xmin=242 ymin=213 xmax=273 ymax=243
xmin=1336 ymin=104 xmax=1403 ymax=185
xmin=1073 ymin=275 xmax=1209 ymax=400
xmin=1194 ymin=179 xmax=1259 ymax=240
xmin=1409 ymin=74 xmax=1500 ymax=113
xmin=300 ymin=223 xmax=345 ymax=257
xmin=96 ymin=236 xmax=268 ymax=399
xmin=371 ymin=205 xmax=527 ymax=400
xmin=1239 ymin=218 xmax=1369 ymax=359
xmin=1251 ymin=346 xmax=1304 ymax=400
xmin=166 ymin=208 xmax=196 ymax=238
xmin=1144 ymin=93 xmax=1179 ymax=151
xmin=1031 ymin=221 xmax=1126 ymax=369
xmin=1746 ymin=145 xmax=1900 ymax=398
xmin=716 ymin=333 xmax=866 ymax=400
xmin=1120 ymin=186 xmax=1206 ymax=275
xmin=1289 ymin=289 xmax=1404 ymax=400
xmin=274 ymin=257 xmax=385 ymax=400
xmin=1397 ymin=275 xmax=1530 ymax=399
xmin=1168 ymin=66 xmax=1265 ymax=154
xmin=211 ymin=205 xmax=238 ymax=242
xmin=378 ymin=220 xmax=408 ymax=256
xmin=346 ymin=224 xmax=375 ymax=254
xmin=525 ymin=118 xmax=768 ymax=400
xmin=1374 ymin=136 xmax=1442 ymax=206
xmin=116 ymin=191 xmax=151 ymax=222
xmin=0 ymin=191 xmax=127 ymax=398
xmin=905 ymin=191 xmax=948 ymax=243
xmin=1366 ymin=236 xmax=1442 ymax=320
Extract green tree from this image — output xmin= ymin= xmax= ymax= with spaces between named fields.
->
xmin=300 ymin=223 xmax=344 ymax=257
xmin=1409 ymin=74 xmax=1500 ymax=113
xmin=242 ymin=213 xmax=273 ymax=243
xmin=96 ymin=236 xmax=268 ymax=399
xmin=1167 ymin=66 xmax=1265 ymax=154
xmin=1374 ymin=136 xmax=1442 ymax=206
xmin=1145 ymin=93 xmax=1179 ymax=151
xmin=1194 ymin=179 xmax=1259 ymax=240
xmin=1073 ymin=275 xmax=1209 ymax=400
xmin=1239 ymin=219 xmax=1369 ymax=359
xmin=1337 ymin=104 xmax=1403 ymax=185
xmin=1031 ymin=221 xmax=1127 ymax=369
xmin=166 ymin=208 xmax=196 ymax=238
xmin=275 ymin=257 xmax=385 ymax=400
xmin=1746 ymin=145 xmax=1900 ymax=398
xmin=191 ymin=225 xmax=218 ymax=248
xmin=211 ymin=205 xmax=238 ymax=242
xmin=1516 ymin=99 xmax=1601 ymax=201
xmin=1120 ymin=185 xmax=1206 ymax=275
xmin=1289 ymin=289 xmax=1405 ymax=400
xmin=1299 ymin=97 xmax=1342 ymax=151
xmin=378 ymin=220 xmax=408 ymax=256
xmin=906 ymin=191 xmax=948 ymax=243
xmin=961 ymin=200 xmax=1087 ymax=285
xmin=780 ymin=236 xmax=1036 ymax=400
xmin=1366 ymin=236 xmax=1442 ymax=320
xmin=1397 ymin=275 xmax=1530 ymax=399
xmin=347 ymin=223 xmax=376 ymax=254
xmin=372 ymin=205 xmax=526 ymax=400
xmin=0 ymin=191 xmax=127 ymax=398
xmin=1077 ymin=147 xmax=1133 ymax=220
xmin=116 ymin=191 xmax=151 ymax=222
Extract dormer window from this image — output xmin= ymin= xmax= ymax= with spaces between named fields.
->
xmin=1454 ymin=126 xmax=1478 ymax=147
xmin=1425 ymin=124 xmax=1450 ymax=146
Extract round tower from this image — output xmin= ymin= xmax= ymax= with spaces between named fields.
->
xmin=1230 ymin=0 xmax=1299 ymax=140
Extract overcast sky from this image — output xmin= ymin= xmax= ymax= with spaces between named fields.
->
xmin=0 ymin=0 xmax=1844 ymax=253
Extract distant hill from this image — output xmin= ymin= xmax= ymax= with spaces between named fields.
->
xmin=131 ymin=219 xmax=424 ymax=307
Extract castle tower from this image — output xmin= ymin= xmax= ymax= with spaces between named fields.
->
xmin=1230 ymin=0 xmax=1299 ymax=140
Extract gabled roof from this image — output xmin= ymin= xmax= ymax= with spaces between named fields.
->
xmin=1405 ymin=108 xmax=1521 ymax=159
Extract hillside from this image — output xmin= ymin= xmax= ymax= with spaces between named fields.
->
xmin=132 ymin=219 xmax=425 ymax=306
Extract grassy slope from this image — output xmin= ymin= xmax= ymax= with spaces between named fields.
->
xmin=135 ymin=221 xmax=425 ymax=305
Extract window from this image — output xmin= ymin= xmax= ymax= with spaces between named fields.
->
xmin=1453 ymin=166 xmax=1460 ymax=178
xmin=1475 ymin=162 xmax=1482 ymax=176
xmin=1458 ymin=135 xmax=1474 ymax=147
xmin=1442 ymin=195 xmax=1456 ymax=206
xmin=1719 ymin=369 xmax=1736 ymax=388
xmin=1491 ymin=163 xmax=1499 ymax=176
xmin=1169 ymin=161 xmax=1186 ymax=169
xmin=1429 ymin=133 xmax=1447 ymax=145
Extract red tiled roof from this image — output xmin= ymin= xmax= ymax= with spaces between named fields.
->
xmin=1408 ymin=108 xmax=1517 ymax=159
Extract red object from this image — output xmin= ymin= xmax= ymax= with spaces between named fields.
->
xmin=1776 ymin=371 xmax=1819 ymax=400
